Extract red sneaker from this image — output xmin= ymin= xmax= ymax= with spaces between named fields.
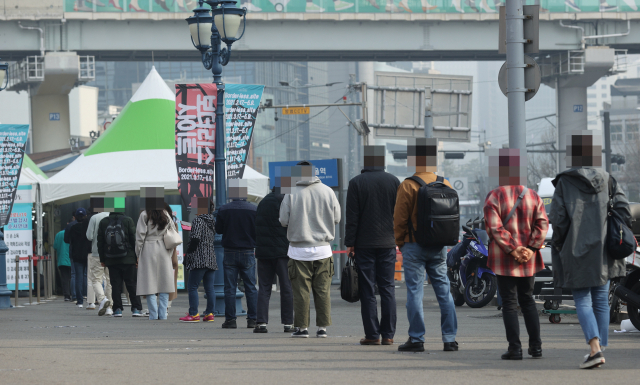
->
xmin=179 ymin=313 xmax=200 ymax=322
xmin=202 ymin=313 xmax=215 ymax=322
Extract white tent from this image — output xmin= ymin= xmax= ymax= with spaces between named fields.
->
xmin=40 ymin=67 xmax=269 ymax=205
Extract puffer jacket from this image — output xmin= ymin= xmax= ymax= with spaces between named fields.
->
xmin=255 ymin=192 xmax=289 ymax=259
xmin=184 ymin=214 xmax=217 ymax=271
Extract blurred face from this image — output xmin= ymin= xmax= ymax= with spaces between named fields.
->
xmin=363 ymin=145 xmax=385 ymax=170
xmin=191 ymin=196 xmax=210 ymax=215
xmin=407 ymin=138 xmax=438 ymax=173
xmin=566 ymin=131 xmax=602 ymax=168
xmin=228 ymin=179 xmax=248 ymax=200
xmin=141 ymin=187 xmax=165 ymax=211
xmin=487 ymin=148 xmax=528 ymax=187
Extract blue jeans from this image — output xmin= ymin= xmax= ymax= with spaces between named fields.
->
xmin=223 ymin=250 xmax=258 ymax=321
xmin=573 ymin=281 xmax=610 ymax=347
xmin=188 ymin=268 xmax=216 ymax=316
xmin=73 ymin=261 xmax=87 ymax=305
xmin=401 ymin=242 xmax=458 ymax=343
xmin=147 ymin=293 xmax=169 ymax=320
xmin=70 ymin=262 xmax=76 ymax=299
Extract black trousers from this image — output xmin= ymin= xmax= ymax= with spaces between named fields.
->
xmin=109 ymin=264 xmax=142 ymax=312
xmin=354 ymin=248 xmax=397 ymax=340
xmin=59 ymin=266 xmax=71 ymax=298
xmin=256 ymin=257 xmax=294 ymax=325
xmin=496 ymin=275 xmax=541 ymax=351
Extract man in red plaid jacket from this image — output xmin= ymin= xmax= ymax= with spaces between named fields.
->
xmin=483 ymin=148 xmax=548 ymax=361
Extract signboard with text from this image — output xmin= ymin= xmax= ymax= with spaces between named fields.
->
xmin=282 ymin=107 xmax=310 ymax=115
xmin=0 ymin=124 xmax=29 ymax=227
xmin=225 ymin=84 xmax=264 ymax=180
xmin=5 ymin=193 xmax=33 ymax=291
xmin=268 ymin=159 xmax=340 ymax=188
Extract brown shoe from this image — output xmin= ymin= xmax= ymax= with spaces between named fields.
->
xmin=382 ymin=338 xmax=394 ymax=345
xmin=360 ymin=338 xmax=381 ymax=345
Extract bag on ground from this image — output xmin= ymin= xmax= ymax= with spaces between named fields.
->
xmin=340 ymin=255 xmax=359 ymax=303
xmin=105 ymin=216 xmax=128 ymax=258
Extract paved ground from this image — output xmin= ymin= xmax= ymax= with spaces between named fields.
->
xmin=1 ymin=284 xmax=639 ymax=385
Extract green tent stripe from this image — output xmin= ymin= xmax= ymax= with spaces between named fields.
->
xmin=23 ymin=154 xmax=48 ymax=179
xmin=84 ymin=99 xmax=175 ymax=156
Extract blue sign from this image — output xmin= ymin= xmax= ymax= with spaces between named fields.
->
xmin=49 ymin=113 xmax=60 ymax=121
xmin=269 ymin=159 xmax=340 ymax=188
xmin=0 ymin=124 xmax=30 ymax=227
xmin=225 ymin=84 xmax=264 ymax=179
xmin=573 ymin=105 xmax=583 ymax=113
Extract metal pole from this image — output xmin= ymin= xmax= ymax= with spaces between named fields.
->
xmin=506 ymin=0 xmax=527 ymax=152
xmin=604 ymin=111 xmax=611 ymax=173
xmin=425 ymin=87 xmax=433 ymax=139
xmin=14 ymin=256 xmax=19 ymax=307
xmin=28 ymin=255 xmax=33 ymax=304
xmin=36 ymin=256 xmax=41 ymax=303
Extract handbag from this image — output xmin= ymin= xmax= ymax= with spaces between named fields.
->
xmin=340 ymin=254 xmax=359 ymax=303
xmin=606 ymin=176 xmax=636 ymax=260
xmin=164 ymin=218 xmax=183 ymax=250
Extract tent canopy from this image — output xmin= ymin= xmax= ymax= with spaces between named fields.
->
xmin=40 ymin=67 xmax=268 ymax=205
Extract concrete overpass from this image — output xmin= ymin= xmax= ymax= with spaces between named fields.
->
xmin=3 ymin=5 xmax=640 ymax=62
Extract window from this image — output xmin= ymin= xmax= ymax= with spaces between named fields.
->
xmin=602 ymin=93 xmax=607 ymax=98
xmin=589 ymin=85 xmax=596 ymax=90
xmin=611 ymin=124 xmax=623 ymax=133
xmin=588 ymin=102 xmax=597 ymax=107
xmin=626 ymin=121 xmax=639 ymax=132
xmin=588 ymin=120 xmax=597 ymax=126
xmin=602 ymin=84 xmax=607 ymax=89
xmin=588 ymin=93 xmax=596 ymax=98
xmin=612 ymin=124 xmax=623 ymax=142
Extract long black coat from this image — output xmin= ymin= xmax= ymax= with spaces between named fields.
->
xmin=255 ymin=192 xmax=289 ymax=259
xmin=345 ymin=168 xmax=400 ymax=249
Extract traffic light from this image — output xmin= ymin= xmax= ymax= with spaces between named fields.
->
xmin=444 ymin=152 xmax=465 ymax=160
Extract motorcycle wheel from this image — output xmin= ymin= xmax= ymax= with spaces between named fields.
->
xmin=609 ymin=279 xmax=622 ymax=324
xmin=464 ymin=274 xmax=497 ymax=308
xmin=628 ymin=282 xmax=640 ymax=332
xmin=451 ymin=285 xmax=465 ymax=307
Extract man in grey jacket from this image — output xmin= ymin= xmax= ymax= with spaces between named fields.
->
xmin=279 ymin=161 xmax=341 ymax=338
xmin=549 ymin=131 xmax=631 ymax=369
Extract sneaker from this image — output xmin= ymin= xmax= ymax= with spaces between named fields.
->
xmin=64 ymin=297 xmax=70 ymax=302
xmin=113 ymin=309 xmax=122 ymax=317
xmin=247 ymin=319 xmax=257 ymax=329
xmin=333 ymin=0 xmax=354 ymax=11
xmin=599 ymin=3 xmax=618 ymax=11
xmin=202 ymin=313 xmax=215 ymax=322
xmin=316 ymin=329 xmax=328 ymax=338
xmin=305 ymin=2 xmax=324 ymax=12
xmin=580 ymin=351 xmax=605 ymax=369
xmin=284 ymin=325 xmax=295 ymax=333
xmin=291 ymin=329 xmax=309 ymax=338
xmin=254 ymin=324 xmax=268 ymax=333
xmin=443 ymin=341 xmax=459 ymax=351
xmin=105 ymin=308 xmax=113 ymax=316
xmin=86 ymin=303 xmax=96 ymax=310
xmin=98 ymin=298 xmax=111 ymax=316
xmin=77 ymin=304 xmax=83 ymax=308
xmin=565 ymin=0 xmax=580 ymax=11
xmin=179 ymin=313 xmax=201 ymax=323
xmin=221 ymin=319 xmax=237 ymax=329
xmin=132 ymin=309 xmax=145 ymax=317
xmin=398 ymin=338 xmax=425 ymax=352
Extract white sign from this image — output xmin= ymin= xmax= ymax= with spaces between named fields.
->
xmin=449 ymin=177 xmax=468 ymax=201
xmin=5 ymin=202 xmax=33 ymax=290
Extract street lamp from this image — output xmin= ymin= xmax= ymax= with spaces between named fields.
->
xmin=186 ymin=0 xmax=247 ymax=316
xmin=0 ymin=59 xmax=9 ymax=91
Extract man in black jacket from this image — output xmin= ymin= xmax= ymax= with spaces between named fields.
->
xmin=253 ymin=186 xmax=294 ymax=334
xmin=65 ymin=208 xmax=92 ymax=308
xmin=215 ymin=179 xmax=258 ymax=329
xmin=345 ymin=145 xmax=400 ymax=346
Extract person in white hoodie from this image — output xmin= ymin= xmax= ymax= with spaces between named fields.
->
xmin=86 ymin=207 xmax=112 ymax=316
xmin=279 ymin=161 xmax=341 ymax=338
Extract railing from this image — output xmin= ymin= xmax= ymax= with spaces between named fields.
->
xmin=78 ymin=56 xmax=95 ymax=81
xmin=612 ymin=49 xmax=628 ymax=74
xmin=7 ymin=56 xmax=44 ymax=91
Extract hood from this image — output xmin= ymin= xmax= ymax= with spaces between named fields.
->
xmin=361 ymin=168 xmax=384 ymax=174
xmin=296 ymin=177 xmax=322 ymax=187
xmin=552 ymin=167 xmax=607 ymax=194
xmin=198 ymin=213 xmax=215 ymax=229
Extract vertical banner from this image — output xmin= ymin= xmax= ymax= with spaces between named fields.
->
xmin=169 ymin=204 xmax=185 ymax=290
xmin=0 ymin=124 xmax=30 ymax=227
xmin=5 ymin=188 xmax=33 ymax=290
xmin=175 ymin=84 xmax=217 ymax=209
xmin=225 ymin=85 xmax=264 ymax=179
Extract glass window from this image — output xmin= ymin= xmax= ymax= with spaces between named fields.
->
xmin=587 ymin=102 xmax=597 ymax=107
xmin=602 ymin=84 xmax=607 ymax=89
xmin=626 ymin=121 xmax=639 ymax=132
xmin=588 ymin=93 xmax=596 ymax=98
xmin=602 ymin=93 xmax=607 ymax=98
xmin=611 ymin=124 xmax=623 ymax=133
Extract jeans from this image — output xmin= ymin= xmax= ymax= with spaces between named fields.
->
xmin=355 ymin=248 xmax=397 ymax=340
xmin=109 ymin=264 xmax=142 ymax=312
xmin=223 ymin=250 xmax=258 ymax=321
xmin=188 ymin=268 xmax=216 ymax=316
xmin=70 ymin=261 xmax=87 ymax=300
xmin=496 ymin=275 xmax=541 ymax=351
xmin=59 ymin=266 xmax=71 ymax=298
xmin=147 ymin=293 xmax=169 ymax=320
xmin=73 ymin=261 xmax=87 ymax=305
xmin=401 ymin=242 xmax=457 ymax=343
xmin=573 ymin=281 xmax=610 ymax=347
xmin=257 ymin=257 xmax=294 ymax=325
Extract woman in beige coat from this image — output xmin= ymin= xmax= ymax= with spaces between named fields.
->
xmin=136 ymin=202 xmax=177 ymax=320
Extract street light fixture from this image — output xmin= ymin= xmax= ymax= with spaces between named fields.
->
xmin=0 ymin=60 xmax=9 ymax=91
xmin=186 ymin=0 xmax=247 ymax=316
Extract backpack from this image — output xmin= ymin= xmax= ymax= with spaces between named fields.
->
xmin=340 ymin=256 xmax=359 ymax=303
xmin=105 ymin=216 xmax=128 ymax=258
xmin=406 ymin=175 xmax=460 ymax=247
xmin=606 ymin=176 xmax=636 ymax=260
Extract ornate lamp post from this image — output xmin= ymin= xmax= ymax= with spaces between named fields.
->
xmin=0 ymin=60 xmax=8 ymax=91
xmin=186 ymin=0 xmax=247 ymax=316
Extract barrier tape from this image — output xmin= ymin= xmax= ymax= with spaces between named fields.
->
xmin=14 ymin=256 xmax=50 ymax=261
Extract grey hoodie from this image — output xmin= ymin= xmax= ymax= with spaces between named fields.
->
xmin=549 ymin=167 xmax=631 ymax=289
xmin=279 ymin=177 xmax=341 ymax=248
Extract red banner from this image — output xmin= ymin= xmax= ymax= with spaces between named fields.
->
xmin=175 ymin=84 xmax=217 ymax=209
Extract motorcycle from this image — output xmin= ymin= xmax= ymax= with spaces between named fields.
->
xmin=448 ymin=218 xmax=497 ymax=308
xmin=613 ymin=202 xmax=640 ymax=330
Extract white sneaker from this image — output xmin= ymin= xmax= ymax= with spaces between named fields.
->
xmin=333 ymin=0 xmax=354 ymax=11
xmin=453 ymin=0 xmax=464 ymax=12
xmin=98 ymin=298 xmax=111 ymax=316
xmin=86 ymin=303 xmax=96 ymax=310
xmin=77 ymin=304 xmax=83 ymax=308
xmin=105 ymin=308 xmax=114 ymax=316
xmin=305 ymin=2 xmax=324 ymax=12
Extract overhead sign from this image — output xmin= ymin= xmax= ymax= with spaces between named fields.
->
xmin=282 ymin=107 xmax=310 ymax=115
xmin=225 ymin=84 xmax=264 ymax=180
xmin=0 ymin=124 xmax=30 ymax=227
xmin=269 ymin=159 xmax=340 ymax=188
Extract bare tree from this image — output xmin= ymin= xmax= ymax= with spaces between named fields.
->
xmin=527 ymin=126 xmax=558 ymax=189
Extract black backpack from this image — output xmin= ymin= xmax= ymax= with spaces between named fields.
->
xmin=340 ymin=256 xmax=359 ymax=303
xmin=606 ymin=176 xmax=636 ymax=260
xmin=105 ymin=216 xmax=128 ymax=258
xmin=406 ymin=175 xmax=460 ymax=247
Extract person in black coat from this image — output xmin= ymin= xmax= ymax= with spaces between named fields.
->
xmin=253 ymin=187 xmax=294 ymax=333
xmin=345 ymin=145 xmax=400 ymax=346
xmin=64 ymin=208 xmax=92 ymax=307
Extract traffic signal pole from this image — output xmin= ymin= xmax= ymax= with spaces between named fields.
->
xmin=506 ymin=0 xmax=527 ymax=152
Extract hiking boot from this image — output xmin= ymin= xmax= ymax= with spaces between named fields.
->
xmin=291 ymin=329 xmax=309 ymax=338
xmin=398 ymin=338 xmax=425 ymax=352
xmin=113 ymin=309 xmax=123 ymax=317
xmin=202 ymin=313 xmax=215 ymax=322
xmin=580 ymin=352 xmax=605 ymax=369
xmin=247 ymin=319 xmax=257 ymax=329
xmin=254 ymin=324 xmax=268 ymax=333
xmin=360 ymin=338 xmax=381 ymax=345
xmin=444 ymin=341 xmax=459 ymax=351
xmin=179 ymin=313 xmax=200 ymax=323
xmin=221 ymin=319 xmax=237 ymax=329
xmin=98 ymin=298 xmax=111 ymax=316
xmin=283 ymin=324 xmax=295 ymax=333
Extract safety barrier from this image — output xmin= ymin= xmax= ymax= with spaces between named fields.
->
xmin=12 ymin=255 xmax=54 ymax=307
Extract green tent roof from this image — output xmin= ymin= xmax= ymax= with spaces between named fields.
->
xmin=23 ymin=154 xmax=48 ymax=179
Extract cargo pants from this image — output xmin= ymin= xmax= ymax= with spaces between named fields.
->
xmin=288 ymin=257 xmax=334 ymax=329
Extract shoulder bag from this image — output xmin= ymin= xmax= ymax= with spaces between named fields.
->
xmin=340 ymin=254 xmax=359 ymax=303
xmin=164 ymin=215 xmax=183 ymax=250
xmin=606 ymin=176 xmax=636 ymax=260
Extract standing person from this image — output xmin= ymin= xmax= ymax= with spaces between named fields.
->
xmin=86 ymin=209 xmax=112 ymax=316
xmin=54 ymin=222 xmax=72 ymax=301
xmin=82 ymin=210 xmax=96 ymax=309
xmin=393 ymin=138 xmax=459 ymax=352
xmin=345 ymin=145 xmax=400 ymax=346
xmin=65 ymin=217 xmax=77 ymax=302
xmin=280 ymin=161 xmax=341 ymax=338
xmin=180 ymin=198 xmax=217 ymax=323
xmin=254 ymin=186 xmax=294 ymax=334
xmin=215 ymin=179 xmax=258 ymax=329
xmin=65 ymin=208 xmax=91 ymax=308
xmin=549 ymin=131 xmax=631 ymax=369
xmin=136 ymin=202 xmax=177 ymax=321
xmin=483 ymin=149 xmax=548 ymax=360
xmin=97 ymin=209 xmax=143 ymax=317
